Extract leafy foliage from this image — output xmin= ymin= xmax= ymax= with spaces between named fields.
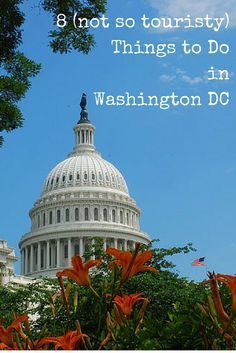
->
xmin=42 ymin=0 xmax=107 ymax=54
xmin=0 ymin=241 xmax=235 ymax=349
xmin=0 ymin=0 xmax=107 ymax=146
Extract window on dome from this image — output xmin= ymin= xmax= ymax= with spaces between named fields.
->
xmin=69 ymin=174 xmax=73 ymax=181
xmin=105 ymin=173 xmax=109 ymax=181
xmin=84 ymin=207 xmax=89 ymax=221
xmin=82 ymin=131 xmax=85 ymax=143
xmin=43 ymin=213 xmax=46 ymax=226
xmin=51 ymin=178 xmax=54 ymax=185
xmin=62 ymin=175 xmax=65 ymax=182
xmin=120 ymin=210 xmax=123 ymax=224
xmin=92 ymin=172 xmax=95 ymax=180
xmin=90 ymin=131 xmax=92 ymax=144
xmin=75 ymin=208 xmax=79 ymax=221
xmin=112 ymin=174 xmax=115 ymax=182
xmin=131 ymin=214 xmax=135 ymax=227
xmin=38 ymin=215 xmax=40 ymax=228
xmin=56 ymin=177 xmax=59 ymax=183
xmin=57 ymin=210 xmax=61 ymax=223
xmin=77 ymin=173 xmax=80 ymax=180
xmin=66 ymin=208 xmax=70 ymax=222
xmin=99 ymin=172 xmax=102 ymax=180
xmin=49 ymin=211 xmax=53 ymax=224
xmin=94 ymin=208 xmax=99 ymax=221
xmin=64 ymin=244 xmax=68 ymax=259
xmin=103 ymin=208 xmax=108 ymax=222
xmin=126 ymin=212 xmax=129 ymax=225
xmin=84 ymin=172 xmax=88 ymax=180
xmin=112 ymin=209 xmax=116 ymax=222
xmin=47 ymin=180 xmax=49 ymax=187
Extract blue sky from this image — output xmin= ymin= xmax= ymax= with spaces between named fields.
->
xmin=1 ymin=0 xmax=235 ymax=281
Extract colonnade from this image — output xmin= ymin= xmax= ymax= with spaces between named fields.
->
xmin=21 ymin=237 xmax=136 ymax=275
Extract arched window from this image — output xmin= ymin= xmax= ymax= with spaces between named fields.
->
xmin=76 ymin=173 xmax=80 ymax=180
xmin=37 ymin=215 xmax=40 ymax=228
xmin=84 ymin=172 xmax=88 ymax=180
xmin=112 ymin=209 xmax=116 ymax=223
xmin=126 ymin=212 xmax=129 ymax=225
xmin=57 ymin=210 xmax=61 ymax=223
xmin=84 ymin=207 xmax=89 ymax=221
xmin=75 ymin=208 xmax=79 ymax=221
xmin=94 ymin=208 xmax=99 ymax=221
xmin=74 ymin=244 xmax=80 ymax=255
xmin=43 ymin=213 xmax=46 ymax=226
xmin=62 ymin=175 xmax=65 ymax=182
xmin=120 ymin=210 xmax=123 ymax=224
xmin=92 ymin=172 xmax=95 ymax=180
xmin=103 ymin=208 xmax=108 ymax=222
xmin=69 ymin=174 xmax=73 ymax=181
xmin=49 ymin=211 xmax=53 ymax=224
xmin=66 ymin=208 xmax=70 ymax=222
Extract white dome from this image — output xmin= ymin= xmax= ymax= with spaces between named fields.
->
xmin=19 ymin=97 xmax=150 ymax=279
xmin=42 ymin=153 xmax=129 ymax=195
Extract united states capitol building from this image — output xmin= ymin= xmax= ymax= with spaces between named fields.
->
xmin=15 ymin=95 xmax=150 ymax=279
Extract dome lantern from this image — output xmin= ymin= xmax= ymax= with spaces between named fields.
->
xmin=70 ymin=94 xmax=96 ymax=156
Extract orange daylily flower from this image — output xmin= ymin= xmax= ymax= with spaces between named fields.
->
xmin=213 ymin=274 xmax=236 ymax=315
xmin=40 ymin=330 xmax=88 ymax=350
xmin=204 ymin=272 xmax=230 ymax=323
xmin=0 ymin=315 xmax=28 ymax=348
xmin=106 ymin=247 xmax=157 ymax=282
xmin=57 ymin=255 xmax=101 ymax=286
xmin=113 ymin=293 xmax=146 ymax=317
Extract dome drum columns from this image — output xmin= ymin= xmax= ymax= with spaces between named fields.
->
xmin=20 ymin=237 xmax=137 ymax=277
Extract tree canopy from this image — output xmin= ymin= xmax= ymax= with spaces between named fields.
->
xmin=0 ymin=0 xmax=107 ymax=146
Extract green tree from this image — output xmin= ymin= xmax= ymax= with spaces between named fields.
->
xmin=0 ymin=0 xmax=107 ymax=146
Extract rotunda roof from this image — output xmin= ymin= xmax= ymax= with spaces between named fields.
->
xmin=42 ymin=153 xmax=129 ymax=196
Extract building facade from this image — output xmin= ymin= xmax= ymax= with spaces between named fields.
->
xmin=19 ymin=95 xmax=150 ymax=278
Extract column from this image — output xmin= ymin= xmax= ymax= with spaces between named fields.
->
xmin=57 ymin=239 xmax=60 ymax=268
xmin=25 ymin=247 xmax=28 ymax=274
xmin=114 ymin=238 xmax=118 ymax=249
xmin=124 ymin=240 xmax=127 ymax=251
xmin=37 ymin=242 xmax=41 ymax=271
xmin=21 ymin=250 xmax=24 ymax=275
xmin=30 ymin=244 xmax=33 ymax=273
xmin=68 ymin=238 xmax=71 ymax=266
xmin=46 ymin=241 xmax=50 ymax=269
xmin=79 ymin=237 xmax=83 ymax=257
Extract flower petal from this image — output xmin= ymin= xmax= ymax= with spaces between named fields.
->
xmin=84 ymin=258 xmax=102 ymax=271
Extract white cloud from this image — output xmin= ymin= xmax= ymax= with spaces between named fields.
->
xmin=147 ymin=0 xmax=236 ymax=27
xmin=160 ymin=74 xmax=176 ymax=82
xmin=181 ymin=75 xmax=204 ymax=85
xmin=160 ymin=68 xmax=208 ymax=85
